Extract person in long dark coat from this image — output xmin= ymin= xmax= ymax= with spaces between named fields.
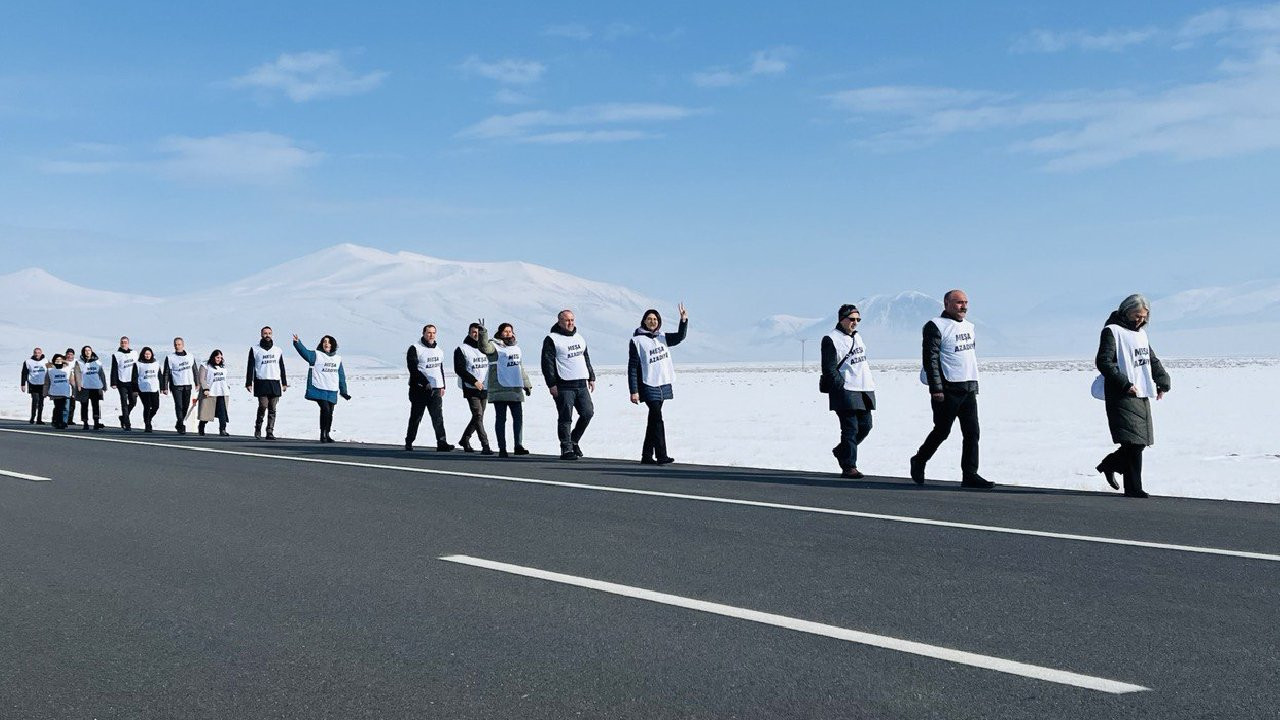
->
xmin=1095 ymin=293 xmax=1171 ymax=498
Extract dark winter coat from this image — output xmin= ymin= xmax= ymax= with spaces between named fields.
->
xmin=627 ymin=318 xmax=688 ymax=402
xmin=1096 ymin=311 xmax=1171 ymax=446
xmin=453 ymin=328 xmax=490 ymax=399
xmin=821 ymin=328 xmax=876 ymax=413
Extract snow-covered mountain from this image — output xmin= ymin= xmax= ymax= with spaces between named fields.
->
xmin=752 ymin=291 xmax=947 ymax=359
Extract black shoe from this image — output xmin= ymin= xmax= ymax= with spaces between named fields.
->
xmin=404 ymin=443 xmax=413 ymax=451
xmin=1096 ymin=463 xmax=1120 ymax=490
xmin=36 ymin=420 xmax=45 ymax=425
xmin=219 ymin=430 xmax=230 ymax=437
xmin=436 ymin=442 xmax=455 ymax=452
xmin=513 ymin=446 xmax=530 ymax=456
xmin=28 ymin=419 xmax=34 ymax=425
xmin=842 ymin=468 xmax=865 ymax=480
xmin=910 ymin=456 xmax=926 ymax=485
xmin=560 ymin=451 xmax=579 ymax=460
xmin=82 ymin=423 xmax=90 ymax=430
xmin=641 ymin=457 xmax=657 ymax=465
xmin=480 ymin=447 xmax=494 ymax=456
xmin=498 ymin=449 xmax=509 ymax=458
xmin=198 ymin=426 xmax=206 ymax=436
xmin=265 ymin=433 xmax=276 ymax=440
xmin=144 ymin=427 xmax=153 ymax=434
xmin=961 ymin=475 xmax=995 ymax=489
xmin=572 ymin=443 xmax=583 ymax=458
xmin=460 ymin=438 xmax=474 ymax=452
xmin=1124 ymin=490 xmax=1150 ymax=499
xmin=177 ymin=427 xmax=186 ymax=436
xmin=94 ymin=423 xmax=104 ymax=430
xmin=254 ymin=429 xmax=262 ymax=439
xmin=656 ymin=456 xmax=675 ymax=465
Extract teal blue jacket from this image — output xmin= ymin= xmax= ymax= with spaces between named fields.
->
xmin=292 ymin=340 xmax=349 ymax=403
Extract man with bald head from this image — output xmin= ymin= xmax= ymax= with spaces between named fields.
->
xmin=910 ymin=289 xmax=992 ymax=489
xmin=541 ymin=309 xmax=595 ymax=460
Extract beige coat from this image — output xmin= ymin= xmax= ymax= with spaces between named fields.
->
xmin=195 ymin=364 xmax=229 ymax=422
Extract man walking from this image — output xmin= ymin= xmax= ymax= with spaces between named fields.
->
xmin=405 ymin=324 xmax=453 ymax=452
xmin=20 ymin=347 xmax=48 ymax=424
xmin=821 ymin=304 xmax=875 ymax=479
xmin=541 ymin=309 xmax=595 ymax=460
xmin=110 ymin=336 xmax=138 ymax=430
xmin=454 ymin=321 xmax=492 ymax=454
xmin=162 ymin=337 xmax=196 ymax=435
xmin=245 ymin=326 xmax=288 ymax=440
xmin=911 ymin=290 xmax=992 ymax=488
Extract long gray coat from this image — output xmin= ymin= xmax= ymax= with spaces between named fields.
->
xmin=1096 ymin=311 xmax=1171 ymax=446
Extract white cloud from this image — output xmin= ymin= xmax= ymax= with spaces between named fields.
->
xmin=543 ymin=23 xmax=593 ymax=40
xmin=1012 ymin=28 xmax=1158 ymax=53
xmin=460 ymin=56 xmax=546 ymax=85
xmin=157 ymin=132 xmax=322 ymax=182
xmin=692 ymin=47 xmax=794 ymax=87
xmin=493 ymin=88 xmax=534 ymax=105
xmin=230 ymin=51 xmax=387 ymax=102
xmin=458 ymin=103 xmax=699 ymax=144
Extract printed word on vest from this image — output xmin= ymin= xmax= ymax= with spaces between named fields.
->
xmin=495 ymin=345 xmax=523 ymax=388
xmin=25 ymin=358 xmax=48 ymax=385
xmin=633 ymin=334 xmax=675 ymax=388
xmin=136 ymin=361 xmax=161 ymax=393
xmin=252 ymin=347 xmax=282 ymax=381
xmin=79 ymin=360 xmax=104 ymax=389
xmin=827 ymin=330 xmax=876 ymax=392
xmin=113 ymin=351 xmax=135 ymax=382
xmin=205 ymin=367 xmax=229 ymax=396
xmin=932 ymin=317 xmax=979 ymax=383
xmin=1107 ymin=325 xmax=1158 ymax=399
xmin=47 ymin=368 xmax=72 ymax=397
xmin=416 ymin=344 xmax=445 ymax=388
xmin=457 ymin=345 xmax=489 ymax=389
xmin=550 ymin=333 xmax=590 ymax=381
xmin=311 ymin=355 xmax=342 ymax=392
xmin=166 ymin=356 xmax=194 ymax=386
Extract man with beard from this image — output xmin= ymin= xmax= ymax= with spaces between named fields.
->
xmin=245 ymin=326 xmax=288 ymax=440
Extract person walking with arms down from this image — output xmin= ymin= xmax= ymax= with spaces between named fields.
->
xmin=910 ymin=289 xmax=992 ymax=488
xmin=110 ymin=336 xmax=138 ymax=430
xmin=405 ymin=324 xmax=453 ymax=452
xmin=542 ymin=309 xmax=595 ymax=460
xmin=132 ymin=347 xmax=162 ymax=433
xmin=821 ymin=304 xmax=876 ymax=479
xmin=454 ymin=321 xmax=493 ymax=454
xmin=1094 ymin=294 xmax=1171 ymax=499
xmin=20 ymin=347 xmax=48 ymax=425
xmin=74 ymin=345 xmax=107 ymax=431
xmin=482 ymin=322 xmax=533 ymax=458
xmin=162 ymin=337 xmax=196 ymax=435
xmin=198 ymin=350 xmax=231 ymax=436
xmin=43 ymin=354 xmax=73 ymax=429
xmin=292 ymin=333 xmax=351 ymax=443
xmin=246 ymin=326 xmax=287 ymax=440
xmin=627 ymin=305 xmax=689 ymax=465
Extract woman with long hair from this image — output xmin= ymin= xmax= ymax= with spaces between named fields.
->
xmin=133 ymin=346 xmax=162 ymax=433
xmin=196 ymin=349 xmax=231 ymax=436
xmin=292 ymin=333 xmax=351 ymax=443
xmin=73 ymin=345 xmax=107 ymax=430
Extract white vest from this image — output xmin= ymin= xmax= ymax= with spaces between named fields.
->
xmin=548 ymin=332 xmax=590 ymax=382
xmin=921 ymin=317 xmax=979 ymax=384
xmin=78 ymin=359 xmax=104 ymax=390
xmin=457 ymin=345 xmax=489 ymax=390
xmin=310 ymin=353 xmax=342 ymax=393
xmin=113 ymin=350 xmax=135 ymax=383
xmin=827 ymin=330 xmax=876 ymax=392
xmin=414 ymin=343 xmax=445 ymax=389
xmin=203 ymin=365 xmax=230 ymax=396
xmin=24 ymin=358 xmax=48 ymax=386
xmin=495 ymin=344 xmax=524 ymax=388
xmin=1106 ymin=325 xmax=1158 ymax=399
xmin=632 ymin=333 xmax=675 ymax=388
xmin=251 ymin=345 xmax=282 ymax=381
xmin=135 ymin=360 xmax=161 ymax=393
xmin=47 ymin=367 xmax=72 ymax=397
xmin=165 ymin=354 xmax=194 ymax=387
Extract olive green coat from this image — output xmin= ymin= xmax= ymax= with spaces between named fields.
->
xmin=479 ymin=334 xmax=533 ymax=403
xmin=1095 ymin=311 xmax=1171 ymax=446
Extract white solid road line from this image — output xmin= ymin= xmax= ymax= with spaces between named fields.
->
xmin=0 ymin=467 xmax=52 ymax=482
xmin=440 ymin=554 xmax=1150 ymax=694
xmin=2 ymin=427 xmax=1278 ymax=563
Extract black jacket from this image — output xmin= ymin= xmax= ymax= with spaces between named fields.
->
xmin=407 ymin=340 xmax=446 ymax=390
xmin=541 ymin=323 xmax=595 ymax=387
xmin=821 ymin=328 xmax=875 ymax=412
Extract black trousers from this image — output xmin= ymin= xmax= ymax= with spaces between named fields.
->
xmin=554 ymin=383 xmax=594 ymax=454
xmin=29 ymin=389 xmax=45 ymax=422
xmin=406 ymin=386 xmax=447 ymax=445
xmin=51 ymin=397 xmax=68 ymax=428
xmin=116 ymin=384 xmax=138 ymax=427
xmin=834 ymin=409 xmax=873 ymax=470
xmin=915 ymin=389 xmax=980 ymax=476
xmin=642 ymin=400 xmax=668 ymax=460
xmin=493 ymin=401 xmax=523 ymax=450
xmin=1100 ymin=443 xmax=1146 ymax=494
xmin=314 ymin=399 xmax=336 ymax=437
xmin=139 ymin=391 xmax=160 ymax=428
xmin=170 ymin=386 xmax=192 ymax=429
xmin=80 ymin=391 xmax=102 ymax=425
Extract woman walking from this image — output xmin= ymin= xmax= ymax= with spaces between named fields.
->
xmin=481 ymin=323 xmax=533 ymax=458
xmin=1095 ymin=294 xmax=1171 ymax=498
xmin=43 ymin=354 xmax=74 ymax=429
xmin=197 ymin=350 xmax=231 ymax=436
xmin=821 ymin=304 xmax=876 ymax=479
xmin=133 ymin=347 xmax=162 ymax=433
xmin=73 ymin=345 xmax=107 ymax=430
xmin=292 ymin=334 xmax=351 ymax=443
xmin=627 ymin=304 xmax=689 ymax=465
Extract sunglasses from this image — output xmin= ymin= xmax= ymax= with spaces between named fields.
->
xmin=843 ymin=316 xmax=861 ymax=323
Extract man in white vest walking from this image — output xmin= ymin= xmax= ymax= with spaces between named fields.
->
xmin=821 ymin=304 xmax=876 ymax=479
xmin=245 ymin=326 xmax=288 ymax=440
xmin=541 ymin=309 xmax=595 ymax=460
xmin=911 ymin=289 xmax=993 ymax=488
xmin=110 ymin=336 xmax=138 ymax=430
xmin=405 ymin=324 xmax=454 ymax=452
xmin=161 ymin=337 xmax=196 ymax=435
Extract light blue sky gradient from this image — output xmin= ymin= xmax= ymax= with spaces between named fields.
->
xmin=2 ymin=1 xmax=1277 ymax=323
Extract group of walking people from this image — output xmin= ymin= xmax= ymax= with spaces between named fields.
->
xmin=18 ymin=293 xmax=1167 ymax=497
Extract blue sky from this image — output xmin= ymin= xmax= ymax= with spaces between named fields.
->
xmin=2 ymin=1 xmax=1278 ymax=323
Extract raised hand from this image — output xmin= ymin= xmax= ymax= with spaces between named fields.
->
xmin=292 ymin=333 xmax=300 ymax=342
xmin=678 ymin=302 xmax=688 ymax=321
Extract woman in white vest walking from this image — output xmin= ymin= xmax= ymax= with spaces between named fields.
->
xmin=20 ymin=347 xmax=48 ymax=424
xmin=131 ymin=347 xmax=163 ymax=433
xmin=453 ymin=321 xmax=493 ymax=454
xmin=1095 ymin=294 xmax=1171 ymax=498
xmin=482 ymin=322 xmax=534 ymax=458
xmin=74 ymin=345 xmax=107 ymax=431
xmin=197 ymin=349 xmax=232 ymax=436
xmin=820 ymin=304 xmax=876 ymax=479
xmin=627 ymin=305 xmax=689 ymax=465
xmin=292 ymin=334 xmax=351 ymax=443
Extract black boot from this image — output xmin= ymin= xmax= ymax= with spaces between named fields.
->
xmin=513 ymin=445 xmax=530 ymax=456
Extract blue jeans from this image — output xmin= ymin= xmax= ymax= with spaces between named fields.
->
xmin=554 ymin=383 xmax=594 ymax=453
xmin=835 ymin=410 xmax=873 ymax=470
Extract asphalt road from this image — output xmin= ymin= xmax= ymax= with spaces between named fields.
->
xmin=1 ymin=419 xmax=1277 ymax=719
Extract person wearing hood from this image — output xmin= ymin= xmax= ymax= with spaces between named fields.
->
xmin=820 ymin=304 xmax=876 ymax=479
xmin=131 ymin=346 xmax=162 ymax=433
xmin=627 ymin=305 xmax=689 ymax=465
xmin=541 ymin=309 xmax=596 ymax=460
xmin=43 ymin=353 xmax=74 ymax=429
xmin=74 ymin=345 xmax=107 ymax=430
xmin=454 ymin=321 xmax=493 ymax=454
xmin=245 ymin=326 xmax=288 ymax=440
xmin=482 ymin=322 xmax=534 ymax=458
xmin=162 ymin=337 xmax=196 ymax=435
xmin=1095 ymin=294 xmax=1171 ymax=499
xmin=110 ymin=336 xmax=139 ymax=430
xmin=405 ymin=324 xmax=453 ymax=452
xmin=20 ymin=347 xmax=48 ymax=424
xmin=910 ymin=289 xmax=992 ymax=488
xmin=293 ymin=333 xmax=351 ymax=443
xmin=197 ymin=349 xmax=231 ymax=436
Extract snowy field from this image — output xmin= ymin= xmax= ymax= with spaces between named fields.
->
xmin=5 ymin=358 xmax=1277 ymax=504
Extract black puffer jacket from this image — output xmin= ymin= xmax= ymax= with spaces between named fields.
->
xmin=1096 ymin=311 xmax=1171 ymax=446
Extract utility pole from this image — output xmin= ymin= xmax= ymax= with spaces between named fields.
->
xmin=799 ymin=338 xmax=808 ymax=370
